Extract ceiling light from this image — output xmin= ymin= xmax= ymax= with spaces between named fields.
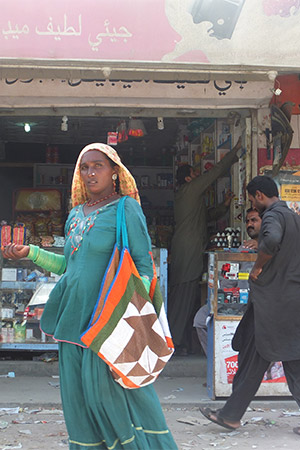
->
xmin=267 ymin=70 xmax=278 ymax=81
xmin=157 ymin=117 xmax=164 ymax=130
xmin=61 ymin=116 xmax=68 ymax=131
xmin=102 ymin=67 xmax=111 ymax=79
xmin=24 ymin=123 xmax=31 ymax=132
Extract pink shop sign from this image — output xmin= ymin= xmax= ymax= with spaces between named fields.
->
xmin=0 ymin=0 xmax=180 ymax=61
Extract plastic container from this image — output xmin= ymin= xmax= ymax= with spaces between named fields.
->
xmin=13 ymin=323 xmax=26 ymax=342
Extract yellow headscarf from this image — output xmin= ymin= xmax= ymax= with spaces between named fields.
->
xmin=71 ymin=143 xmax=140 ymax=207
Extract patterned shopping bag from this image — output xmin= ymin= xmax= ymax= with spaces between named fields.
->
xmin=81 ymin=196 xmax=174 ymax=389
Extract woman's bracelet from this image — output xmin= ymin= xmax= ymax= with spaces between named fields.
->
xmin=27 ymin=244 xmax=66 ymax=275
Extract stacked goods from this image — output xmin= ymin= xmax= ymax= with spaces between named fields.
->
xmin=0 ymin=222 xmax=27 ymax=248
xmin=12 ymin=188 xmax=65 ymax=247
xmin=207 ymin=228 xmax=241 ymax=251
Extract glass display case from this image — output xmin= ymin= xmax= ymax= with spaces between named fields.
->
xmin=208 ymin=251 xmax=256 ymax=319
xmin=0 ymin=248 xmax=168 ymax=351
xmin=0 ymin=251 xmax=60 ymax=351
xmin=206 ymin=251 xmax=290 ymax=399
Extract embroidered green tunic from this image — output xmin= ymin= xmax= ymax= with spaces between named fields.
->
xmin=40 ymin=197 xmax=154 ymax=346
xmin=34 ymin=197 xmax=177 ymax=449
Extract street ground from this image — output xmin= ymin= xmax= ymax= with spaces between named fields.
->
xmin=0 ymin=404 xmax=300 ymax=450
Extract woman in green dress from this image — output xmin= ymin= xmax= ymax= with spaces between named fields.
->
xmin=2 ymin=143 xmax=177 ymax=450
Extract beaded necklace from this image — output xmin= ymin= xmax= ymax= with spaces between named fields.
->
xmin=67 ymin=207 xmax=101 ymax=255
xmin=86 ymin=191 xmax=115 ymax=207
xmin=67 ymin=200 xmax=118 ymax=255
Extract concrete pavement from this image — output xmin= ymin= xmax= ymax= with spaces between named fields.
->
xmin=0 ymin=374 xmax=297 ymax=410
xmin=0 ymin=353 xmax=205 ymax=378
xmin=0 ymin=355 xmax=298 ymax=411
xmin=1 ymin=356 xmax=300 ymax=450
xmin=0 ymin=354 xmax=206 ymax=408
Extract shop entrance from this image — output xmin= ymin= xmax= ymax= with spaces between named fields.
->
xmin=0 ymin=111 xmax=248 ymax=354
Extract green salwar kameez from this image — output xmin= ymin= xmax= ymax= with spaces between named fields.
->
xmin=59 ymin=343 xmax=176 ymax=449
xmin=38 ymin=198 xmax=177 ymax=450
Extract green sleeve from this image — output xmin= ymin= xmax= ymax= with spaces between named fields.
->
xmin=28 ymin=245 xmax=66 ymax=275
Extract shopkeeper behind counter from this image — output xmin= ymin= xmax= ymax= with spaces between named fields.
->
xmin=168 ymin=137 xmax=243 ymax=356
xmin=193 ymin=207 xmax=262 ymax=356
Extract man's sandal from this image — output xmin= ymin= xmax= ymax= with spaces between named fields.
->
xmin=199 ymin=407 xmax=240 ymax=431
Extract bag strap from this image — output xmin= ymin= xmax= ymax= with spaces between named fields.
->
xmin=116 ymin=196 xmax=129 ymax=249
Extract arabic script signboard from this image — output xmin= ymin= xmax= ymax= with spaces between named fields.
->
xmin=0 ymin=0 xmax=299 ymax=68
xmin=0 ymin=0 xmax=179 ymax=61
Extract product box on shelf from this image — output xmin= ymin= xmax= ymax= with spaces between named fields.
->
xmin=13 ymin=322 xmax=26 ymax=342
xmin=1 ymin=327 xmax=14 ymax=343
xmin=1 ymin=306 xmax=14 ymax=319
xmin=2 ymin=268 xmax=17 ymax=281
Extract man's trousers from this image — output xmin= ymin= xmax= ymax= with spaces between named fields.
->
xmin=218 ymin=309 xmax=300 ymax=423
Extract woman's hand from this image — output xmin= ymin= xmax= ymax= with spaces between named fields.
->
xmin=1 ymin=243 xmax=30 ymax=260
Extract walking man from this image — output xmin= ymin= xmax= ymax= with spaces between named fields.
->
xmin=200 ymin=176 xmax=300 ymax=436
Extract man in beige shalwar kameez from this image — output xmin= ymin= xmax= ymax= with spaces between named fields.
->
xmin=168 ymin=137 xmax=242 ymax=355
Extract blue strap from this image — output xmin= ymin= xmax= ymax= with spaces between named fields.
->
xmin=116 ymin=196 xmax=129 ymax=249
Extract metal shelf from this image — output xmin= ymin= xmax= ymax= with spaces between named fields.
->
xmin=0 ymin=342 xmax=58 ymax=350
xmin=0 ymin=281 xmax=37 ymax=290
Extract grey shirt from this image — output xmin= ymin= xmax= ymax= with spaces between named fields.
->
xmin=250 ymin=200 xmax=300 ymax=361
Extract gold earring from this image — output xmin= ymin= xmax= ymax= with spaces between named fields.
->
xmin=112 ymin=173 xmax=117 ymax=192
